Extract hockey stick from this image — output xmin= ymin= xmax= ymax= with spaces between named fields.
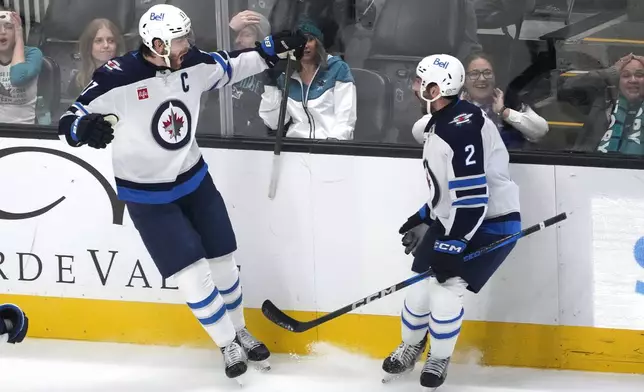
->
xmin=268 ymin=53 xmax=295 ymax=199
xmin=262 ymin=212 xmax=568 ymax=332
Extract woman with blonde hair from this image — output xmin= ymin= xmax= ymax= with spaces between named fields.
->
xmin=67 ymin=18 xmax=125 ymax=97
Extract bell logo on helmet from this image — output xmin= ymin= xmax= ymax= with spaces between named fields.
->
xmin=433 ymin=58 xmax=449 ymax=69
xmin=150 ymin=12 xmax=165 ymax=21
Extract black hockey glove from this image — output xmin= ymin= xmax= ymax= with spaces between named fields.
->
xmin=430 ymin=237 xmax=467 ymax=283
xmin=257 ymin=30 xmax=307 ymax=67
xmin=73 ymin=113 xmax=115 ymax=149
xmin=399 ymin=204 xmax=433 ymax=256
xmin=0 ymin=304 xmax=28 ymax=344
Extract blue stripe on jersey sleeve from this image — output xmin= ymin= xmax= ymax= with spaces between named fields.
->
xmin=419 ymin=203 xmax=429 ymax=220
xmin=448 ymin=175 xmax=486 ymax=190
xmin=70 ymin=117 xmax=82 ymax=142
xmin=452 ymin=197 xmax=489 ymax=206
xmin=208 ymin=51 xmax=232 ymax=89
xmin=73 ymin=102 xmax=89 ymax=115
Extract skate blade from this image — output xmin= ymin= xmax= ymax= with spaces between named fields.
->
xmin=421 ymin=388 xmax=437 ymax=392
xmin=233 ymin=374 xmax=247 ymax=388
xmin=251 ymin=359 xmax=271 ymax=372
xmin=381 ymin=367 xmax=413 ymax=384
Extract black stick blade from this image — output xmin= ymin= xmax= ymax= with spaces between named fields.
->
xmin=261 ymin=300 xmax=309 ymax=333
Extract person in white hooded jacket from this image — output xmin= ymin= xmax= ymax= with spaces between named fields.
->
xmin=259 ymin=20 xmax=357 ymax=140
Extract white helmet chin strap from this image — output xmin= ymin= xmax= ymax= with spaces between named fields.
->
xmin=161 ymin=54 xmax=171 ymax=68
xmin=420 ymin=83 xmax=442 ymax=113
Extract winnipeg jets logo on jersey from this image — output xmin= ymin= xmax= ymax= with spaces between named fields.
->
xmin=449 ymin=113 xmax=473 ymax=126
xmin=151 ymin=99 xmax=192 ymax=150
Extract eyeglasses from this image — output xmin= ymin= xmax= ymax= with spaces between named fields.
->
xmin=466 ymin=69 xmax=494 ymax=81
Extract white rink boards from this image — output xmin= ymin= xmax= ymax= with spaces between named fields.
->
xmin=0 ymin=137 xmax=643 ymax=374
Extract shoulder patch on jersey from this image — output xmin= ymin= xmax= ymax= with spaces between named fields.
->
xmin=104 ymin=59 xmax=123 ymax=72
xmin=86 ymin=51 xmax=154 ymax=92
xmin=433 ymin=101 xmax=485 ymax=148
xmin=449 ymin=112 xmax=474 ymax=126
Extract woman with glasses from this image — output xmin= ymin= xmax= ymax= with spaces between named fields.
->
xmin=461 ymin=53 xmax=549 ymax=149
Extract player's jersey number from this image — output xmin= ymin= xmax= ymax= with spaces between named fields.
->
xmin=465 ymin=144 xmax=476 ymax=166
xmin=80 ymin=81 xmax=98 ymax=96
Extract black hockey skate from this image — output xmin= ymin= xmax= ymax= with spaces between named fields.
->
xmin=237 ymin=327 xmax=271 ymax=371
xmin=381 ymin=333 xmax=428 ymax=383
xmin=220 ymin=338 xmax=248 ymax=385
xmin=420 ymin=354 xmax=451 ymax=391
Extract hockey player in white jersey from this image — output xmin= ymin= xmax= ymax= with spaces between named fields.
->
xmin=57 ymin=4 xmax=307 ymax=383
xmin=0 ymin=303 xmax=28 ymax=345
xmin=381 ymin=54 xmax=521 ymax=390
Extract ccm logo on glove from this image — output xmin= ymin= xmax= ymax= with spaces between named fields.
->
xmin=434 ymin=240 xmax=466 ymax=254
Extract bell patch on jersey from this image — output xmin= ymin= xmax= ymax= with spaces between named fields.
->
xmin=151 ymin=99 xmax=192 ymax=150
xmin=449 ymin=113 xmax=473 ymax=126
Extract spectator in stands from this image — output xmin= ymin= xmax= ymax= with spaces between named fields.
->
xmin=228 ymin=10 xmax=272 ymax=137
xmin=231 ymin=10 xmax=271 ymax=51
xmin=259 ymin=20 xmax=357 ymax=140
xmin=0 ymin=10 xmax=43 ymax=124
xmin=461 ymin=53 xmax=548 ymax=149
xmin=561 ymin=53 xmax=644 ymax=155
xmin=67 ymin=18 xmax=125 ymax=98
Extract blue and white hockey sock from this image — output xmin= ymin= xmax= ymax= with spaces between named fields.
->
xmin=427 ymin=277 xmax=467 ymax=358
xmin=401 ymin=275 xmax=430 ymax=344
xmin=208 ymin=253 xmax=245 ymax=331
xmin=172 ymin=258 xmax=236 ymax=348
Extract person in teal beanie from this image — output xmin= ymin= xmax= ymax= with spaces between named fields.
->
xmin=259 ymin=19 xmax=357 ymax=140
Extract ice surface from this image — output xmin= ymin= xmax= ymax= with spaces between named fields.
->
xmin=1 ymin=339 xmax=643 ymax=392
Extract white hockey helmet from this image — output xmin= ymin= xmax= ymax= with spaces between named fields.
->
xmin=139 ymin=4 xmax=193 ymax=67
xmin=416 ymin=54 xmax=465 ymax=103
